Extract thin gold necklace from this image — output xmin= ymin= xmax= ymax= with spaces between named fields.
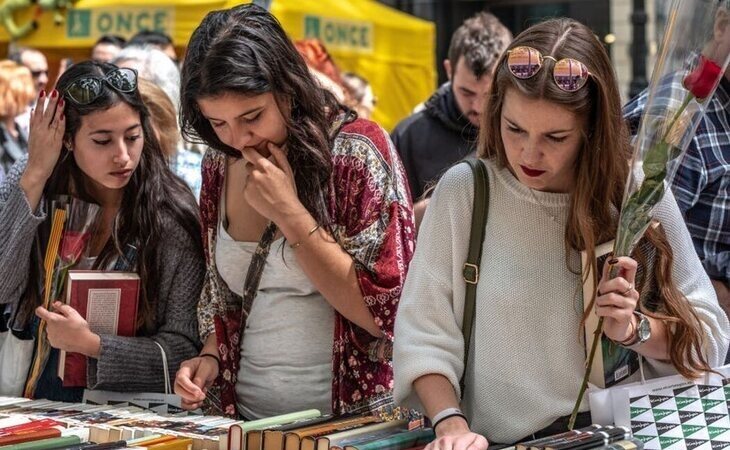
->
xmin=528 ymin=188 xmax=564 ymax=225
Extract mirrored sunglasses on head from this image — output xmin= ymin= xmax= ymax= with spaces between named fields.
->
xmin=65 ymin=68 xmax=138 ymax=105
xmin=506 ymin=46 xmax=591 ymax=93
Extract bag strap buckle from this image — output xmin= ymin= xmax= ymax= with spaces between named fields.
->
xmin=463 ymin=263 xmax=479 ymax=285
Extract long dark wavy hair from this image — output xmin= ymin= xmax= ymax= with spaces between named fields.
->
xmin=481 ymin=19 xmax=711 ymax=378
xmin=180 ymin=3 xmax=346 ymax=229
xmin=18 ymin=61 xmax=202 ymax=334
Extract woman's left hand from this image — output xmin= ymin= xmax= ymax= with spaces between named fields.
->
xmin=595 ymin=256 xmax=640 ymax=343
xmin=240 ymin=142 xmax=307 ymax=224
xmin=35 ymin=301 xmax=101 ymax=358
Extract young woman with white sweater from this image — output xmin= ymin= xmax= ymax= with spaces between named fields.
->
xmin=393 ymin=18 xmax=729 ymax=450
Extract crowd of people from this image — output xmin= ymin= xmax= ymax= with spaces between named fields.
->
xmin=0 ymin=3 xmax=728 ymax=450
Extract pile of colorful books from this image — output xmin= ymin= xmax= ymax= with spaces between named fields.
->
xmin=0 ymin=397 xmax=429 ymax=450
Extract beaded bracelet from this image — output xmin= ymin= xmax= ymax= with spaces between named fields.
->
xmin=289 ymin=224 xmax=321 ymax=249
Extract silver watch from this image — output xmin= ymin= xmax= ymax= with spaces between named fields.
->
xmin=622 ymin=311 xmax=651 ymax=346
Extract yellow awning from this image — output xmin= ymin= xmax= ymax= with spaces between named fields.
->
xmin=272 ymin=0 xmax=436 ymax=129
xmin=1 ymin=0 xmax=435 ymax=130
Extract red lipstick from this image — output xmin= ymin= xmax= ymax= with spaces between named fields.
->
xmin=520 ymin=165 xmax=546 ymax=177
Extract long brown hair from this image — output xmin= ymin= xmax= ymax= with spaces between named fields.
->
xmin=480 ymin=18 xmax=711 ymax=378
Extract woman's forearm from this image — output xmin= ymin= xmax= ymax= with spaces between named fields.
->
xmin=277 ymin=208 xmax=382 ymax=337
xmin=201 ymin=334 xmax=219 ymax=355
xmin=413 ymin=374 xmax=469 ymax=437
xmin=18 ymin=168 xmax=48 ymax=212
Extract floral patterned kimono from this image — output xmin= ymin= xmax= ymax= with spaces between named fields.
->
xmin=197 ymin=117 xmax=416 ymax=417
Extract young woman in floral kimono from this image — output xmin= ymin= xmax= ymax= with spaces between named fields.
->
xmin=173 ymin=4 xmax=415 ymax=419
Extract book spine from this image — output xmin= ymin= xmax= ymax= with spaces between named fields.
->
xmin=0 ymin=428 xmax=62 ymax=446
xmin=0 ymin=419 xmax=62 ymax=436
xmin=241 ymin=411 xmax=322 ymax=432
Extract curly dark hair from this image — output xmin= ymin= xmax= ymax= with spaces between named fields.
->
xmin=18 ymin=61 xmax=202 ymax=334
xmin=448 ymin=11 xmax=513 ymax=78
xmin=180 ymin=3 xmax=346 ymax=228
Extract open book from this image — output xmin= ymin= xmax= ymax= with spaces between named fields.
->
xmin=581 ymin=240 xmax=639 ymax=388
xmin=58 ymin=271 xmax=140 ymax=387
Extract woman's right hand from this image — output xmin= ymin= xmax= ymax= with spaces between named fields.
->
xmin=174 ymin=355 xmax=220 ymax=410
xmin=25 ymin=90 xmax=65 ymax=182
xmin=427 ymin=417 xmax=489 ymax=450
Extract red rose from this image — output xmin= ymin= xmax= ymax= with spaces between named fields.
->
xmin=683 ymin=55 xmax=722 ymax=100
xmin=59 ymin=231 xmax=90 ymax=263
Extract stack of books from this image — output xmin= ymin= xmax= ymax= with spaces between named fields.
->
xmin=0 ymin=397 xmax=429 ymax=450
xmin=226 ymin=412 xmax=428 ymax=450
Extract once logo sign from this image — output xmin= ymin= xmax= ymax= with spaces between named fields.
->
xmin=304 ymin=15 xmax=373 ymax=53
xmin=67 ymin=8 xmax=173 ymax=39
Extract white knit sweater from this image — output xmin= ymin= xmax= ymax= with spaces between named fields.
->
xmin=393 ymin=159 xmax=729 ymax=444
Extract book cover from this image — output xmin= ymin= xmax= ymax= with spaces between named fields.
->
xmin=246 ymin=415 xmax=333 ymax=450
xmin=147 ymin=438 xmax=194 ymax=450
xmin=280 ymin=416 xmax=378 ymax=450
xmin=303 ymin=420 xmax=409 ymax=450
xmin=0 ymin=435 xmax=83 ymax=450
xmin=581 ymin=240 xmax=639 ymax=389
xmin=59 ymin=271 xmax=140 ymax=388
xmin=227 ymin=409 xmax=320 ymax=450
xmin=0 ymin=428 xmax=62 ymax=446
xmin=0 ymin=419 xmax=63 ymax=437
xmin=344 ymin=428 xmax=434 ymax=450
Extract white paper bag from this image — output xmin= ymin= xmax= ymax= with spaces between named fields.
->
xmin=0 ymin=330 xmax=34 ymax=396
xmin=588 ymin=364 xmax=730 ymax=450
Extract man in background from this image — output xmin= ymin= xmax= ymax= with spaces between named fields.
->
xmin=91 ymin=35 xmax=126 ymax=63
xmin=9 ymin=47 xmax=48 ymax=136
xmin=11 ymin=47 xmax=48 ymax=95
xmin=392 ymin=12 xmax=512 ymax=203
xmin=129 ymin=30 xmax=178 ymax=63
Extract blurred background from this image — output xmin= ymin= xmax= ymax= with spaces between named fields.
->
xmin=0 ymin=0 xmax=671 ymax=131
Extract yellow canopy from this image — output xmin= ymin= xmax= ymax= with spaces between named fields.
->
xmin=1 ymin=0 xmax=435 ymax=129
xmin=270 ymin=0 xmax=436 ymax=129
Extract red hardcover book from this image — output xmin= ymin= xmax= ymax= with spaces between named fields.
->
xmin=0 ymin=419 xmax=63 ymax=437
xmin=59 ymin=271 xmax=140 ymax=387
xmin=0 ymin=428 xmax=62 ymax=446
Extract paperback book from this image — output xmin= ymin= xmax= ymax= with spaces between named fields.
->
xmin=581 ymin=240 xmax=639 ymax=389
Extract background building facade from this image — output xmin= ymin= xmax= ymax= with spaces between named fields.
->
xmin=379 ymin=0 xmax=665 ymax=103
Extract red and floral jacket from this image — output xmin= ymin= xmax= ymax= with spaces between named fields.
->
xmin=197 ymin=118 xmax=416 ymax=418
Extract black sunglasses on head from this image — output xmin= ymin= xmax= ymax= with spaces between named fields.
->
xmin=65 ymin=68 xmax=138 ymax=105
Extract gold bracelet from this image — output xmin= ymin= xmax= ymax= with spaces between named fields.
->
xmin=289 ymin=224 xmax=321 ymax=249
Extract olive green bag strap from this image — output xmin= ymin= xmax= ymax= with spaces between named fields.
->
xmin=459 ymin=159 xmax=489 ymax=398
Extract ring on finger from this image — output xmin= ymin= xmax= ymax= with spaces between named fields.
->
xmin=621 ymin=283 xmax=634 ymax=296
